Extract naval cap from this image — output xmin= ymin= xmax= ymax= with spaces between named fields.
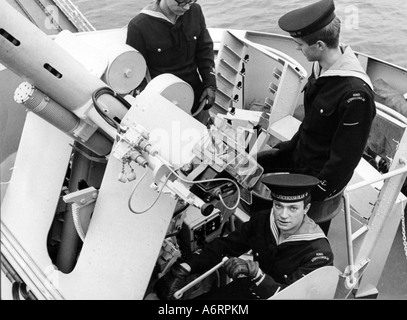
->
xmin=278 ymin=0 xmax=336 ymax=38
xmin=261 ymin=173 xmax=319 ymax=203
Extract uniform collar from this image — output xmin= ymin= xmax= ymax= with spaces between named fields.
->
xmin=269 ymin=209 xmax=327 ymax=245
xmin=141 ymin=8 xmax=175 ymax=24
xmin=313 ymin=45 xmax=373 ymax=90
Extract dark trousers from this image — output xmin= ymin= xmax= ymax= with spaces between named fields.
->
xmin=318 ymin=220 xmax=332 ymax=235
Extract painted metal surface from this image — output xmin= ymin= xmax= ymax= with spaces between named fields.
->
xmin=1 ymin=1 xmax=407 ymax=300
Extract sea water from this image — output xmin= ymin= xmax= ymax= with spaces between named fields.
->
xmin=73 ymin=0 xmax=407 ymax=69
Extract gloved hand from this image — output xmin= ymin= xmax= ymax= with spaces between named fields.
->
xmin=154 ymin=262 xmax=190 ymax=300
xmin=200 ymin=86 xmax=216 ymax=110
xmin=224 ymin=257 xmax=259 ymax=279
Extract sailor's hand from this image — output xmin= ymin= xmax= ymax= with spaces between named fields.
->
xmin=224 ymin=257 xmax=259 ymax=279
xmin=200 ymin=86 xmax=216 ymax=110
xmin=154 ymin=262 xmax=190 ymax=300
xmin=257 ymin=148 xmax=281 ymax=159
xmin=274 ymin=139 xmax=297 ymax=152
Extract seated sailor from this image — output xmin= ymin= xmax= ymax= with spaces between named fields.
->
xmin=155 ymin=173 xmax=334 ymax=300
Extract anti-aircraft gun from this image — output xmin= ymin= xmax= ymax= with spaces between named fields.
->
xmin=0 ymin=0 xmax=264 ymax=300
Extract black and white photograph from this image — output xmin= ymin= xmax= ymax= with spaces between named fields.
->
xmin=1 ymin=0 xmax=406 ymax=308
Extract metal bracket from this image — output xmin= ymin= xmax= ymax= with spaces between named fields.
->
xmin=341 ymin=258 xmax=370 ymax=290
xmin=63 ymin=187 xmax=99 ymax=241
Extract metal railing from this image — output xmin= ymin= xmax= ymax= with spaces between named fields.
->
xmin=342 ymin=157 xmax=407 ymax=289
xmin=53 ymin=0 xmax=96 ymax=32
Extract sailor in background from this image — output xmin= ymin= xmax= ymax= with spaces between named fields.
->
xmin=255 ymin=0 xmax=376 ymax=234
xmin=126 ymin=0 xmax=216 ymax=124
xmin=155 ymin=173 xmax=333 ymax=300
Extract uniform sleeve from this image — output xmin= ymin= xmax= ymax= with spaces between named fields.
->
xmin=194 ymin=6 xmax=216 ymax=89
xmin=126 ymin=20 xmax=147 ymax=58
xmin=186 ymin=218 xmax=255 ymax=274
xmin=314 ymin=89 xmax=376 ymax=199
xmin=250 ymin=243 xmax=334 ymax=299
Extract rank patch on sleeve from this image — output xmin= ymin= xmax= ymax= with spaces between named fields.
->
xmin=347 ymin=93 xmax=366 ymax=104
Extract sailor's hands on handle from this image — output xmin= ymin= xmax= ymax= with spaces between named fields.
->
xmin=157 ymin=257 xmax=261 ymax=299
xmin=200 ymin=86 xmax=216 ymax=110
xmin=154 ymin=261 xmax=190 ymax=300
xmin=173 ymin=257 xmax=229 ymax=300
xmin=224 ymin=257 xmax=259 ymax=279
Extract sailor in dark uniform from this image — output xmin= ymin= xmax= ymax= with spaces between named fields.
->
xmin=255 ymin=0 xmax=376 ymax=234
xmin=126 ymin=0 xmax=216 ymax=124
xmin=155 ymin=173 xmax=334 ymax=300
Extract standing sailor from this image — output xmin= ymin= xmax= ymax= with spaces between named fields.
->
xmin=126 ymin=0 xmax=217 ymax=124
xmin=255 ymin=0 xmax=376 ymax=234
